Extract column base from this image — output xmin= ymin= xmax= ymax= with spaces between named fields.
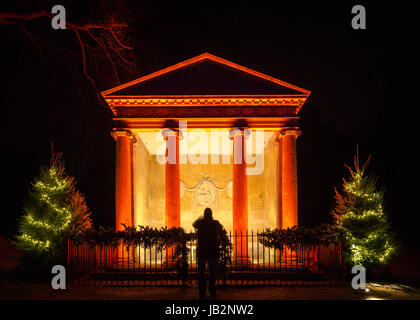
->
xmin=232 ymin=256 xmax=252 ymax=269
xmin=111 ymin=244 xmax=136 ymax=269
xmin=162 ymin=246 xmax=178 ymax=267
xmin=162 ymin=257 xmax=178 ymax=265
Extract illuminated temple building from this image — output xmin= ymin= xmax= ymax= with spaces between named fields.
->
xmin=101 ymin=53 xmax=310 ymax=244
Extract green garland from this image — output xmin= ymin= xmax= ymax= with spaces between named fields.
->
xmin=258 ymin=224 xmax=342 ymax=251
xmin=71 ymin=224 xmax=232 ymax=283
xmin=216 ymin=227 xmax=232 ymax=282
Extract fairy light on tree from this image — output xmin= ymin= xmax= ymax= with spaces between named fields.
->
xmin=15 ymin=152 xmax=92 ymax=270
xmin=332 ymin=147 xmax=397 ymax=268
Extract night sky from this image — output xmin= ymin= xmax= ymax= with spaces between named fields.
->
xmin=1 ymin=2 xmax=419 ymax=243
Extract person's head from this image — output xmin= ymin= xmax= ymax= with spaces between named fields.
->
xmin=204 ymin=207 xmax=213 ymax=220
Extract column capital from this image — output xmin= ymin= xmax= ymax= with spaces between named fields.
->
xmin=161 ymin=128 xmax=183 ymax=140
xmin=229 ymin=127 xmax=251 ymax=140
xmin=111 ymin=129 xmax=137 ymax=143
xmin=279 ymin=127 xmax=301 ymax=137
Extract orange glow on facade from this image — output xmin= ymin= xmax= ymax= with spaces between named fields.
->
xmin=101 ymin=52 xmax=310 ymax=97
xmin=104 ymin=95 xmax=307 ymax=116
xmin=102 ymin=52 xmax=310 ymax=239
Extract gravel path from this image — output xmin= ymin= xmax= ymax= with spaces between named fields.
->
xmin=2 ymin=281 xmax=419 ymax=300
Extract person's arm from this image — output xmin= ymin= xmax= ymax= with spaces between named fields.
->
xmin=215 ymin=221 xmax=223 ymax=238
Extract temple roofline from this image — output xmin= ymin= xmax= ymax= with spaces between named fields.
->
xmin=101 ymin=52 xmax=311 ymax=97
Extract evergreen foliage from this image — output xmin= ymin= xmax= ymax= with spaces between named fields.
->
xmin=15 ymin=153 xmax=92 ymax=272
xmin=258 ymin=223 xmax=342 ymax=251
xmin=332 ymin=149 xmax=397 ymax=268
xmin=71 ymin=225 xmax=232 ymax=283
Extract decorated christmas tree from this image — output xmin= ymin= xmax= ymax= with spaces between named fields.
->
xmin=15 ymin=152 xmax=92 ymax=270
xmin=332 ymin=148 xmax=397 ymax=268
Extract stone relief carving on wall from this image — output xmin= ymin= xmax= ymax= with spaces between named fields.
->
xmin=180 ymin=177 xmax=232 ymax=217
xmin=196 ymin=179 xmax=217 ymax=207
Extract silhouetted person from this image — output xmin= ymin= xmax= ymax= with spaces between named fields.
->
xmin=193 ymin=207 xmax=223 ymax=298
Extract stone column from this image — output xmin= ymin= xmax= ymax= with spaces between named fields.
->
xmin=230 ymin=128 xmax=251 ymax=265
xmin=280 ymin=128 xmax=301 ymax=228
xmin=111 ymin=129 xmax=136 ymax=231
xmin=162 ymin=128 xmax=182 ymax=264
xmin=274 ymin=133 xmax=282 ymax=229
xmin=162 ymin=128 xmax=182 ymax=228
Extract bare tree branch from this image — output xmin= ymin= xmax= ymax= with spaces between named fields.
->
xmin=0 ymin=9 xmax=134 ymax=95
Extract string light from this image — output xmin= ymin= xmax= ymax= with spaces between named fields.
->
xmin=18 ymin=233 xmax=51 ymax=251
xmin=17 ymin=162 xmax=75 ymax=255
xmin=25 ymin=213 xmax=72 ymax=232
xmin=333 ymin=154 xmax=396 ymax=267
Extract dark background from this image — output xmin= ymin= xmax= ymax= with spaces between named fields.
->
xmin=1 ymin=1 xmax=419 ymax=244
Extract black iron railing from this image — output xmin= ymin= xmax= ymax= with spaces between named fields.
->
xmin=67 ymin=231 xmax=343 ymax=287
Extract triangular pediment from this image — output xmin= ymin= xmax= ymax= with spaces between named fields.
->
xmin=102 ymin=53 xmax=310 ymax=97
